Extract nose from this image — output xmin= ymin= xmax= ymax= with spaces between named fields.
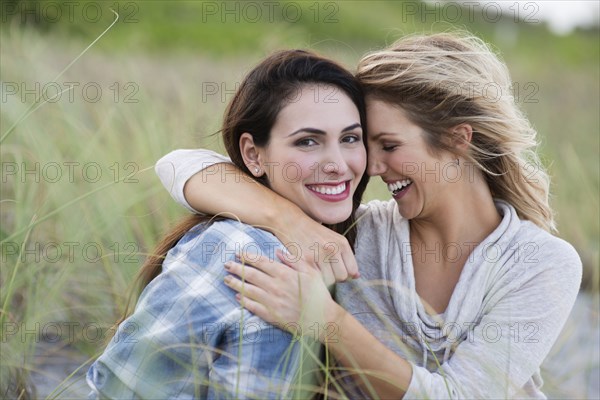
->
xmin=367 ymin=148 xmax=387 ymax=177
xmin=322 ymin=145 xmax=349 ymax=176
xmin=323 ymin=162 xmax=339 ymax=174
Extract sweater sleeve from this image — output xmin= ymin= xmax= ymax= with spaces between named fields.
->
xmin=404 ymin=238 xmax=582 ymax=399
xmin=155 ymin=149 xmax=232 ymax=213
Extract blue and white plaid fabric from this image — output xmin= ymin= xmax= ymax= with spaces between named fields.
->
xmin=87 ymin=219 xmax=319 ymax=399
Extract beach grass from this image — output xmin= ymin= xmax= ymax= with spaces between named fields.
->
xmin=1 ymin=1 xmax=598 ymax=397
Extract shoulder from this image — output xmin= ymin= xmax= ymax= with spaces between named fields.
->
xmin=513 ymin=220 xmax=582 ymax=269
xmin=155 ymin=219 xmax=284 ymax=290
xmin=139 ymin=220 xmax=284 ymax=314
xmin=173 ymin=219 xmax=283 ymax=260
xmin=510 ymin=219 xmax=582 ymax=291
xmin=491 ymin=200 xmax=582 ymax=286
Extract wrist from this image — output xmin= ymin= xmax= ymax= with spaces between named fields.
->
xmin=322 ymin=300 xmax=346 ymax=344
xmin=267 ymin=194 xmax=306 ymax=234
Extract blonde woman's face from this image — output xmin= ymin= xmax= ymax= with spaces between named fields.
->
xmin=257 ymin=85 xmax=366 ymax=224
xmin=366 ymin=98 xmax=458 ymax=219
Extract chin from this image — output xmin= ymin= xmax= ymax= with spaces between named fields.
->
xmin=395 ymin=203 xmax=421 ymax=220
xmin=318 ymin=211 xmax=352 ymax=225
xmin=302 ymin=201 xmax=353 ymax=225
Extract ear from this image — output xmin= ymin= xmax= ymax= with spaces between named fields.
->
xmin=239 ymin=133 xmax=264 ymax=177
xmin=450 ymin=123 xmax=473 ymax=152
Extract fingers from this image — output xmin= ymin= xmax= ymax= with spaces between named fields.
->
xmin=239 ymin=236 xmax=359 ymax=287
xmin=276 ymin=249 xmax=337 ymax=286
xmin=234 ymin=293 xmax=279 ymax=326
xmin=224 ymin=260 xmax=291 ymax=328
xmin=224 ymin=260 xmax=272 ymax=295
xmin=314 ymin=242 xmax=351 ymax=284
xmin=275 ymin=249 xmax=308 ymax=271
xmin=223 ymin=269 xmax=269 ymax=303
xmin=340 ymin=244 xmax=360 ymax=279
xmin=324 ymin=241 xmax=348 ymax=283
xmin=275 ymin=248 xmax=295 ymax=268
xmin=235 ymin=253 xmax=281 ymax=277
xmin=324 ymin=236 xmax=359 ymax=281
xmin=320 ymin=260 xmax=337 ymax=287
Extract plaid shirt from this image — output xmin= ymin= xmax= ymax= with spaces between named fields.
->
xmin=87 ymin=219 xmax=321 ymax=399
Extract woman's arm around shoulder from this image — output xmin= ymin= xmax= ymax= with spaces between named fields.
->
xmin=155 ymin=148 xmax=360 ymax=282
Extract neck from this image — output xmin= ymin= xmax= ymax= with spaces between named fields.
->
xmin=410 ymin=172 xmax=502 ymax=251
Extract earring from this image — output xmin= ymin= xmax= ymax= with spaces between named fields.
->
xmin=254 ymin=166 xmax=260 ymax=175
xmin=456 ymin=158 xmax=460 ymax=166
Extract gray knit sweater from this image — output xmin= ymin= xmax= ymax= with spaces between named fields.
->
xmin=335 ymin=199 xmax=581 ymax=399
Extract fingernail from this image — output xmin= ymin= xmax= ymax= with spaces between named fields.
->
xmin=224 ymin=275 xmax=232 ymax=284
xmin=224 ymin=261 xmax=233 ymax=270
xmin=276 ymin=248 xmax=288 ymax=260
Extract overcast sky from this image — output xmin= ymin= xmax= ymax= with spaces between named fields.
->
xmin=523 ymin=1 xmax=598 ymax=34
xmin=454 ymin=1 xmax=600 ymax=35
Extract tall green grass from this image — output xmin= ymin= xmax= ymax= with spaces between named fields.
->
xmin=0 ymin=26 xmax=208 ymax=398
xmin=1 ymin=2 xmax=598 ymax=397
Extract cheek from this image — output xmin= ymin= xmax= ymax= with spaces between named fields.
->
xmin=350 ymin=147 xmax=368 ymax=176
xmin=272 ymin=154 xmax=318 ymax=184
xmin=393 ymin=149 xmax=420 ymax=169
xmin=295 ymin=158 xmax=319 ymax=181
xmin=262 ymin=149 xmax=304 ymax=183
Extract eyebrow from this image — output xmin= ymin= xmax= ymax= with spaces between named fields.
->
xmin=369 ymin=131 xmax=396 ymax=141
xmin=287 ymin=123 xmax=362 ymax=137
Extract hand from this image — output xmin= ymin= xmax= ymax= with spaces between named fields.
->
xmin=273 ymin=208 xmax=360 ymax=286
xmin=223 ymin=250 xmax=341 ymax=342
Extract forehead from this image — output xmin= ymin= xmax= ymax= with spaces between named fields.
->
xmin=366 ymin=98 xmax=422 ymax=140
xmin=271 ymin=84 xmax=360 ymax=134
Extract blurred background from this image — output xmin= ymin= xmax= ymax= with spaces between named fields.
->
xmin=1 ymin=0 xmax=598 ymax=398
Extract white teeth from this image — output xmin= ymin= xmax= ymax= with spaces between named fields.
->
xmin=387 ymin=179 xmax=412 ymax=193
xmin=308 ymin=182 xmax=346 ymax=195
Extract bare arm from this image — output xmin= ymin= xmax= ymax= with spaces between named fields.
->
xmin=185 ymin=161 xmax=298 ymax=229
xmin=327 ymin=302 xmax=412 ymax=397
xmin=155 ymin=149 xmax=359 ymax=282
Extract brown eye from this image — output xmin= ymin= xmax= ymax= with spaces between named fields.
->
xmin=296 ymin=138 xmax=318 ymax=147
xmin=342 ymin=134 xmax=361 ymax=144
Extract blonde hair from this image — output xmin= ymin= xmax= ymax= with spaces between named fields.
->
xmin=357 ymin=32 xmax=555 ymax=232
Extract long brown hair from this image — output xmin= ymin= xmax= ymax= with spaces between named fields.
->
xmin=117 ymin=50 xmax=370 ymax=324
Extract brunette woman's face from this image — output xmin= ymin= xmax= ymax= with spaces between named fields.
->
xmin=257 ymin=84 xmax=366 ymax=224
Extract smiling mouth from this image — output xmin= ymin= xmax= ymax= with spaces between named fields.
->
xmin=306 ymin=181 xmax=351 ymax=202
xmin=387 ymin=179 xmax=413 ymax=196
xmin=307 ymin=181 xmax=347 ymax=195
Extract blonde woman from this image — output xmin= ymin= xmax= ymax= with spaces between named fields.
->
xmin=156 ymin=33 xmax=581 ymax=398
